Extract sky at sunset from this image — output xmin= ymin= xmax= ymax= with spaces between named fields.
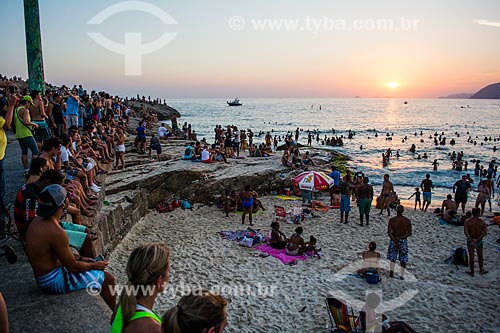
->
xmin=1 ymin=0 xmax=499 ymax=98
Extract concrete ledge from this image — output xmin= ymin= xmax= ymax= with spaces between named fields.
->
xmin=1 ymin=243 xmax=111 ymax=333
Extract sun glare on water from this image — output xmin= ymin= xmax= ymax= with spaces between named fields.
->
xmin=386 ymin=82 xmax=399 ymax=89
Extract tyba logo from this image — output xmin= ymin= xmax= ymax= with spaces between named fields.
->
xmin=87 ymin=1 xmax=177 ymax=75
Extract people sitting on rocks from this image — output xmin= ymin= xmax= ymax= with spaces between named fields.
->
xmin=302 ymin=151 xmax=315 ymax=167
xmin=183 ymin=142 xmax=194 ymax=160
xmin=25 ymin=184 xmax=116 ymax=309
xmin=291 ymin=149 xmax=303 ymax=169
xmin=201 ymin=144 xmax=214 ymax=163
xmin=162 ymin=290 xmax=228 ymax=333
xmin=268 ymin=222 xmax=288 ymax=249
xmin=110 ymin=243 xmax=170 ymax=333
xmin=14 ymin=169 xmax=96 ymax=255
xmin=281 ymin=150 xmax=291 ymax=167
xmin=286 ymin=226 xmax=305 ymax=256
xmin=157 ymin=122 xmax=170 ymax=139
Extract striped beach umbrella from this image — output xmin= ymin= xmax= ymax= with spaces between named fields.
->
xmin=292 ymin=171 xmax=334 ymax=191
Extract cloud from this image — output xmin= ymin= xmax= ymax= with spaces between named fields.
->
xmin=474 ymin=19 xmax=500 ymax=28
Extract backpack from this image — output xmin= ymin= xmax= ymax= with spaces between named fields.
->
xmin=445 ymin=248 xmax=468 ymax=267
xmin=181 ymin=200 xmax=193 ymax=210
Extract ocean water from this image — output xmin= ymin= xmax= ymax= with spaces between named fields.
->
xmin=167 ymin=98 xmax=500 ymax=208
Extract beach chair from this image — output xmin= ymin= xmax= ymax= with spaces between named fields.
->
xmin=274 ymin=205 xmax=287 ymax=222
xmin=326 ymin=297 xmax=361 ymax=333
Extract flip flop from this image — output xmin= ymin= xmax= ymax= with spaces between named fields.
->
xmin=466 ymin=271 xmax=475 ymax=277
xmin=479 ymin=270 xmax=488 ymax=275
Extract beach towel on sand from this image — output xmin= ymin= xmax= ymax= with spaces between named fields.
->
xmin=254 ymin=244 xmax=307 ymax=264
xmin=218 ymin=230 xmax=246 ymax=242
xmin=274 ymin=195 xmax=301 ymax=201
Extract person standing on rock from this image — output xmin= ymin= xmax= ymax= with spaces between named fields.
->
xmin=114 ymin=126 xmax=126 ymax=169
xmin=239 ymin=185 xmax=254 ymax=226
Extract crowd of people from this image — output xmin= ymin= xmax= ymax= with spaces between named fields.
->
xmin=1 ymin=77 xmax=498 ymax=332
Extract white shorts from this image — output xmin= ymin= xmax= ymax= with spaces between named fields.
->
xmin=85 ymin=159 xmax=96 ymax=171
xmin=115 ymin=144 xmax=125 ymax=152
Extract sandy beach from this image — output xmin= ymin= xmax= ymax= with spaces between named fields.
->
xmin=108 ymin=195 xmax=500 ymax=333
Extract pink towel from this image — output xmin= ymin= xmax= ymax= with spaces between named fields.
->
xmin=254 ymin=244 xmax=306 ymax=264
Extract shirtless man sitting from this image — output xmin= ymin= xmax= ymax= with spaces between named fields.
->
xmin=441 ymin=194 xmax=457 ymax=222
xmin=25 ymin=184 xmax=116 ymax=309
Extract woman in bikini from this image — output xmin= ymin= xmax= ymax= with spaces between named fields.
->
xmin=239 ymin=185 xmax=254 ymax=226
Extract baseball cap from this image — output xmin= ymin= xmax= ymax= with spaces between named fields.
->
xmin=36 ymin=184 xmax=67 ymax=218
xmin=22 ymin=95 xmax=34 ymax=105
xmin=396 ymin=205 xmax=404 ymax=213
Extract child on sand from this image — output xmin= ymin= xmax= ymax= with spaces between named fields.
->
xmin=408 ymin=188 xmax=421 ymax=210
xmin=304 ymin=236 xmax=322 ymax=258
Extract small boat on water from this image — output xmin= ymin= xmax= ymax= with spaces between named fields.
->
xmin=227 ymin=98 xmax=242 ymax=106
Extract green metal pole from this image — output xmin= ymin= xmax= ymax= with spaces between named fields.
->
xmin=23 ymin=0 xmax=45 ymax=94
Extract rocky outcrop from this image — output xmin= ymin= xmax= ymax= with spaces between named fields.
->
xmin=470 ymin=82 xmax=500 ymax=99
xmin=90 ymin=138 xmax=339 ymax=256
xmin=126 ymin=100 xmax=181 ymax=120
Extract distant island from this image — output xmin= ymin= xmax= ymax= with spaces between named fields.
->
xmin=440 ymin=82 xmax=500 ymax=99
xmin=439 ymin=92 xmax=474 ymax=99
xmin=470 ymin=82 xmax=500 ymax=99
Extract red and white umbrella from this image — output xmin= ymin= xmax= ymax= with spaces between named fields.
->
xmin=292 ymin=171 xmax=334 ymax=191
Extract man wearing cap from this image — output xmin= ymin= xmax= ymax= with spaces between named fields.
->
xmin=14 ymin=169 xmax=94 ymax=255
xmin=453 ymin=175 xmax=472 ymax=213
xmin=25 ymin=184 xmax=116 ymax=309
xmin=387 ymin=205 xmax=412 ymax=279
xmin=15 ymin=96 xmax=40 ymax=174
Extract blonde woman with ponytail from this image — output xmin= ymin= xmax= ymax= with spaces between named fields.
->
xmin=111 ymin=243 xmax=170 ymax=333
xmin=162 ymin=290 xmax=228 ymax=333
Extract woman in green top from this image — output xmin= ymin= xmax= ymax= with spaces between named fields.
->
xmin=111 ymin=243 xmax=170 ymax=333
xmin=15 ymin=96 xmax=40 ymax=174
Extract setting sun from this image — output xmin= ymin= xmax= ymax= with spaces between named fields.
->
xmin=386 ymin=82 xmax=400 ymax=89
